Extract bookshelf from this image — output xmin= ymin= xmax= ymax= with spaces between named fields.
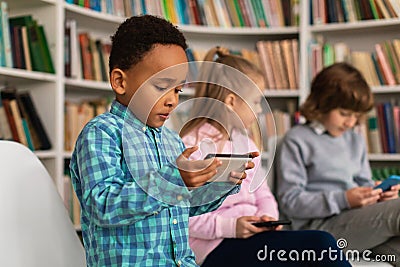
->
xmin=1 ymin=0 xmax=400 ymax=227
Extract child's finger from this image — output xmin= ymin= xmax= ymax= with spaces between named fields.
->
xmin=244 ymin=161 xmax=255 ymax=170
xmin=180 ymin=146 xmax=198 ymax=159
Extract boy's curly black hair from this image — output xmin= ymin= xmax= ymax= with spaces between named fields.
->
xmin=109 ymin=15 xmax=188 ymax=74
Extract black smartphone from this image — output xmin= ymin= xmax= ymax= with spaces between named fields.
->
xmin=204 ymin=153 xmax=254 ymax=159
xmin=252 ymin=220 xmax=292 ymax=228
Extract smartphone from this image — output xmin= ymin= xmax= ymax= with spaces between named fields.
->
xmin=373 ymin=175 xmax=400 ymax=192
xmin=252 ymin=220 xmax=292 ymax=228
xmin=204 ymin=153 xmax=254 ymax=159
xmin=204 ymin=153 xmax=253 ymax=182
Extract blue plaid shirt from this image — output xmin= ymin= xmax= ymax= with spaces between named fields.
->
xmin=70 ymin=100 xmax=237 ymax=266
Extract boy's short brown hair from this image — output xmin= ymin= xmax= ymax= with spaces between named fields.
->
xmin=300 ymin=62 xmax=374 ymax=122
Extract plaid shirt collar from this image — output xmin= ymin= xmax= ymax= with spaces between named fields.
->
xmin=110 ymin=100 xmax=162 ymax=134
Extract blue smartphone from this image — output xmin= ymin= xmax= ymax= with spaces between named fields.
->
xmin=373 ymin=175 xmax=400 ymax=192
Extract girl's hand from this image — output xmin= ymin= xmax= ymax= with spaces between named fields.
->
xmin=227 ymin=152 xmax=259 ymax=185
xmin=177 ymin=146 xmax=222 ymax=187
xmin=379 ymin=184 xmax=400 ymax=201
xmin=346 ymin=187 xmax=382 ymax=208
xmin=258 ymin=215 xmax=283 ymax=231
xmin=236 ymin=216 xmax=265 ymax=239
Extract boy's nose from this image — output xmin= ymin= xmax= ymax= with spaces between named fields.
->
xmin=164 ymin=90 xmax=178 ymax=107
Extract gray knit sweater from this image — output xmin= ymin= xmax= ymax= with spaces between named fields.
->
xmin=276 ymin=123 xmax=374 ymax=230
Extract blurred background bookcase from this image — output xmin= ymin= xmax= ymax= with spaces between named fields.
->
xmin=0 ymin=0 xmax=399 ymax=228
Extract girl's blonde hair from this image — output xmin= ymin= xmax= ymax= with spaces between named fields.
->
xmin=179 ymin=47 xmax=264 ymax=139
xmin=300 ymin=62 xmax=374 ymax=122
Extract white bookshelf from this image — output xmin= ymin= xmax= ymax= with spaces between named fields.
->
xmin=2 ymin=0 xmax=399 ymax=200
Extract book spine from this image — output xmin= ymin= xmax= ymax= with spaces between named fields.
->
xmin=1 ymin=2 xmax=13 ymax=67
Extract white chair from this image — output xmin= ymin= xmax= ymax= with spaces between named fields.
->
xmin=0 ymin=141 xmax=86 ymax=267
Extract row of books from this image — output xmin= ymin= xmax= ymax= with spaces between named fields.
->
xmin=364 ymin=102 xmax=400 ymax=154
xmin=0 ymin=2 xmax=54 ymax=73
xmin=65 ymin=19 xmax=111 ymax=81
xmin=65 ymin=0 xmax=300 ymax=28
xmin=257 ymin=39 xmax=299 ymax=90
xmin=0 ymin=88 xmax=51 ymax=150
xmin=311 ymin=0 xmax=400 ymax=25
xmin=186 ymin=39 xmax=300 ymax=90
xmin=309 ymin=37 xmax=400 ymax=86
xmin=65 ymin=99 xmax=111 ymax=151
xmin=372 ymin=166 xmax=400 ymax=181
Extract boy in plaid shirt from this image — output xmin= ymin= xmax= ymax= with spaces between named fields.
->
xmin=70 ymin=15 xmax=256 ymax=266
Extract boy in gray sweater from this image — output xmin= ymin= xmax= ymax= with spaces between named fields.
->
xmin=277 ymin=63 xmax=400 ymax=266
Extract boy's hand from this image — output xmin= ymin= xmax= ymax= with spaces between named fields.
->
xmin=228 ymin=151 xmax=258 ymax=184
xmin=378 ymin=184 xmax=400 ymax=201
xmin=346 ymin=187 xmax=382 ymax=208
xmin=176 ymin=146 xmax=222 ymax=187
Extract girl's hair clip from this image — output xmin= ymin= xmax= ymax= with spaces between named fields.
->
xmin=214 ymin=46 xmax=230 ymax=61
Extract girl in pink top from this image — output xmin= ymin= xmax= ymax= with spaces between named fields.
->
xmin=180 ymin=47 xmax=350 ymax=267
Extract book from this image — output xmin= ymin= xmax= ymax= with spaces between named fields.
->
xmin=375 ymin=43 xmax=396 ymax=85
xmin=382 ymin=102 xmax=396 ymax=153
xmin=64 ymin=20 xmax=71 ymax=77
xmin=9 ymin=15 xmax=54 ymax=73
xmin=0 ymin=2 xmax=13 ymax=67
xmin=10 ymin=25 xmax=26 ymax=69
xmin=36 ymin=24 xmax=55 ymax=73
xmin=0 ymin=91 xmax=12 ymax=140
xmin=281 ymin=39 xmax=297 ymax=89
xmin=18 ymin=92 xmax=52 ymax=150
xmin=79 ymin=32 xmax=94 ymax=80
xmin=367 ymin=108 xmax=383 ymax=153
xmin=20 ymin=26 xmax=32 ymax=71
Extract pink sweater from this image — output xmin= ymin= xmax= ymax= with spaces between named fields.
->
xmin=182 ymin=123 xmax=279 ymax=264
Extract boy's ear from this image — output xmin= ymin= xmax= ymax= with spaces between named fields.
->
xmin=224 ymin=93 xmax=236 ymax=110
xmin=110 ymin=68 xmax=126 ymax=95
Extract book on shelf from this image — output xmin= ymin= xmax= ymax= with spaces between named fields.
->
xmin=1 ymin=98 xmax=19 ymax=142
xmin=375 ymin=43 xmax=396 ymax=86
xmin=1 ymin=89 xmax=21 ymax=143
xmin=10 ymin=25 xmax=26 ymax=70
xmin=0 ymin=91 xmax=12 ymax=140
xmin=20 ymin=26 xmax=32 ymax=71
xmin=0 ymin=1 xmax=13 ymax=68
xmin=366 ymin=108 xmax=383 ymax=154
xmin=9 ymin=15 xmax=54 ymax=73
xmin=78 ymin=32 xmax=94 ymax=80
xmin=65 ymin=19 xmax=81 ymax=79
xmin=18 ymin=91 xmax=52 ymax=150
xmin=383 ymin=40 xmax=400 ymax=84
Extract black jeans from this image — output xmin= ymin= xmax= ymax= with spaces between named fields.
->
xmin=201 ymin=230 xmax=351 ymax=267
